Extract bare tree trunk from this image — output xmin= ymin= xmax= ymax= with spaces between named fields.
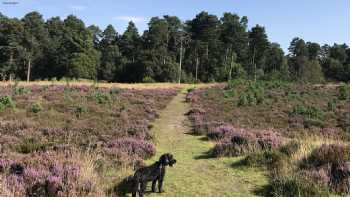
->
xmin=178 ymin=38 xmax=183 ymax=84
xmin=252 ymin=48 xmax=256 ymax=82
xmin=27 ymin=58 xmax=31 ymax=83
xmin=195 ymin=56 xmax=199 ymax=82
xmin=206 ymin=43 xmax=209 ymax=59
xmin=9 ymin=50 xmax=13 ymax=66
xmin=229 ymin=53 xmax=234 ymax=81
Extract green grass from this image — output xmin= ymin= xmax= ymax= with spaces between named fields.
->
xmin=142 ymin=88 xmax=268 ymax=196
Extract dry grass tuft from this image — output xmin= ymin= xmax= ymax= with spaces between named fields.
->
xmin=291 ymin=135 xmax=347 ymax=162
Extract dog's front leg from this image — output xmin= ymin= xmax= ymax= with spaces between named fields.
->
xmin=139 ymin=182 xmax=147 ymax=197
xmin=132 ymin=180 xmax=139 ymax=197
xmin=152 ymin=179 xmax=157 ymax=192
xmin=158 ymin=178 xmax=164 ymax=193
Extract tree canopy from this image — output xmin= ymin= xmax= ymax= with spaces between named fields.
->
xmin=0 ymin=11 xmax=349 ymax=83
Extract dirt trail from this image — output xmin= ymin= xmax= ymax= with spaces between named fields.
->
xmin=145 ymin=89 xmax=267 ymax=197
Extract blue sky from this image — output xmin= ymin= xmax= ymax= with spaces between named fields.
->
xmin=1 ymin=0 xmax=350 ymax=52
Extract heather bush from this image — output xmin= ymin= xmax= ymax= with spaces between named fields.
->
xmin=305 ymin=144 xmax=350 ymax=167
xmin=331 ymin=162 xmax=350 ymax=194
xmin=338 ymin=112 xmax=350 ymax=132
xmin=207 ymin=124 xmax=235 ymax=140
xmin=0 ymin=152 xmax=102 ymax=196
xmin=104 ymin=138 xmax=156 ymax=159
xmin=211 ymin=129 xmax=283 ymax=157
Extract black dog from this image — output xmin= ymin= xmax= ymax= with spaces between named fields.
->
xmin=132 ymin=153 xmax=176 ymax=197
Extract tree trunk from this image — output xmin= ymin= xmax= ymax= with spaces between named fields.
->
xmin=9 ymin=50 xmax=13 ymax=66
xmin=195 ymin=56 xmax=199 ymax=82
xmin=178 ymin=38 xmax=183 ymax=84
xmin=206 ymin=43 xmax=209 ymax=59
xmin=27 ymin=58 xmax=31 ymax=83
xmin=229 ymin=53 xmax=234 ymax=81
xmin=252 ymin=48 xmax=256 ymax=82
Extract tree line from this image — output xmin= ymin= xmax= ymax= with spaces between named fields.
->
xmin=0 ymin=11 xmax=349 ymax=83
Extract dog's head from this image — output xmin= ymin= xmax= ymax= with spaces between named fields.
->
xmin=159 ymin=153 xmax=177 ymax=167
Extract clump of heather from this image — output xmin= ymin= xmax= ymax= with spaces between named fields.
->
xmin=212 ymin=129 xmax=283 ymax=157
xmin=300 ymin=144 xmax=350 ymax=195
xmin=207 ymin=124 xmax=236 ymax=140
xmin=0 ymin=151 xmax=102 ymax=196
xmin=104 ymin=138 xmax=156 ymax=160
xmin=305 ymin=144 xmax=350 ymax=167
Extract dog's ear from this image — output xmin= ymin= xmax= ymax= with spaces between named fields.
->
xmin=159 ymin=154 xmax=170 ymax=166
xmin=167 ymin=154 xmax=176 ymax=167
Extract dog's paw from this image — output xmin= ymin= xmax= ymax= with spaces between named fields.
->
xmin=159 ymin=190 xmax=165 ymax=193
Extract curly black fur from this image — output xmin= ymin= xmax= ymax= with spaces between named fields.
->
xmin=132 ymin=153 xmax=176 ymax=197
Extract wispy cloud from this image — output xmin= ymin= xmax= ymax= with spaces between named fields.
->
xmin=69 ymin=5 xmax=87 ymax=11
xmin=113 ymin=16 xmax=146 ymax=23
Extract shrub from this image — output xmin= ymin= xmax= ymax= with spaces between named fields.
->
xmin=237 ymin=82 xmax=265 ymax=106
xmin=74 ymin=105 xmax=88 ymax=118
xmin=187 ymin=87 xmax=195 ymax=93
xmin=327 ymin=99 xmax=337 ymax=112
xmin=243 ymin=150 xmax=287 ymax=168
xmin=142 ymin=76 xmax=155 ymax=83
xmin=89 ymin=92 xmax=111 ymax=104
xmin=13 ymin=87 xmax=31 ymax=95
xmin=223 ymin=89 xmax=235 ymax=98
xmin=238 ymin=93 xmax=249 ymax=106
xmin=31 ymin=103 xmax=43 ymax=113
xmin=246 ymin=93 xmax=257 ymax=106
xmin=291 ymin=105 xmax=324 ymax=120
xmin=338 ymin=85 xmax=349 ymax=100
xmin=0 ymin=102 xmax=5 ymax=112
xmin=227 ymin=79 xmax=245 ymax=89
xmin=15 ymin=138 xmax=49 ymax=154
xmin=0 ymin=96 xmax=15 ymax=109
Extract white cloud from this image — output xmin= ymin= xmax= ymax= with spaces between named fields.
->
xmin=69 ymin=5 xmax=87 ymax=11
xmin=113 ymin=16 xmax=146 ymax=23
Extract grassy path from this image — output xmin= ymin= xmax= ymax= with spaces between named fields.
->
xmin=144 ymin=89 xmax=267 ymax=197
